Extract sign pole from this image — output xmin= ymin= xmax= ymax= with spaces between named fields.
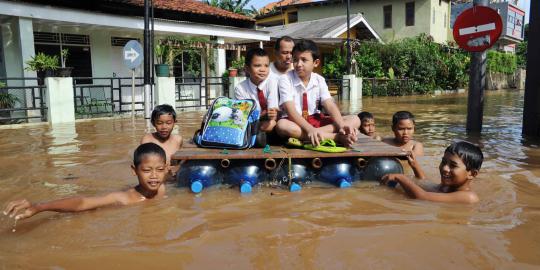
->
xmin=131 ymin=69 xmax=136 ymax=118
xmin=522 ymin=0 xmax=539 ymax=137
xmin=466 ymin=0 xmax=489 ymax=134
xmin=143 ymin=0 xmax=152 ymax=119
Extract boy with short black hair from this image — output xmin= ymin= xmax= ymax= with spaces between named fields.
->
xmin=234 ymin=48 xmax=279 ymax=134
xmin=383 ymin=110 xmax=424 ymax=156
xmin=358 ymin=111 xmax=381 ymax=140
xmin=3 ymin=143 xmax=169 ymax=220
xmin=141 ymin=104 xmax=183 ymax=164
xmin=381 ymin=141 xmax=483 ymax=204
xmin=276 ymin=39 xmax=360 ymax=147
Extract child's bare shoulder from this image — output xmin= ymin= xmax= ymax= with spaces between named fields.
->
xmin=140 ymin=133 xmax=156 ymax=144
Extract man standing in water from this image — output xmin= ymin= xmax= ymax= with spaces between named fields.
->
xmin=270 ymin=36 xmax=295 ymax=76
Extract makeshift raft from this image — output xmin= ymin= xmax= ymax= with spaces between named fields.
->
xmin=172 ymin=134 xmax=408 ymax=193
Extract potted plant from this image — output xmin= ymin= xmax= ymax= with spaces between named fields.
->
xmin=25 ymin=52 xmax=60 ymax=79
xmin=229 ymin=56 xmax=245 ymax=77
xmin=154 ymin=43 xmax=170 ymax=77
xmin=0 ymin=82 xmax=20 ymax=123
xmin=57 ymin=49 xmax=73 ymax=77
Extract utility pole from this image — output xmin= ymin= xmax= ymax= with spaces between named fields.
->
xmin=522 ymin=0 xmax=539 ymax=137
xmin=346 ymin=0 xmax=351 ymax=74
xmin=143 ymin=0 xmax=152 ymax=119
xmin=466 ymin=0 xmax=489 ymax=133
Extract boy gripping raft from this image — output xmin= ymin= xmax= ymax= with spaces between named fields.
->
xmin=3 ymin=143 xmax=168 ymax=220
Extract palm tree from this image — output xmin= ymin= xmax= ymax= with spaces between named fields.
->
xmin=205 ymin=0 xmax=252 ymax=15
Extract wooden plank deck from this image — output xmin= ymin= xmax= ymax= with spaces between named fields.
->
xmin=171 ymin=134 xmax=407 ymax=161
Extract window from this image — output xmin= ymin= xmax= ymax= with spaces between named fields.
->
xmin=288 ymin=12 xmax=298 ymax=23
xmin=444 ymin=12 xmax=447 ymax=28
xmin=383 ymin=5 xmax=392 ymax=28
xmin=406 ymin=2 xmax=415 ymax=26
xmin=432 ymin=8 xmax=435 ymax=24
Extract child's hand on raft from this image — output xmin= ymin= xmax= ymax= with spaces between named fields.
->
xmin=380 ymin=174 xmax=399 ymax=185
xmin=267 ymin=108 xmax=278 ymax=121
xmin=3 ymin=199 xmax=37 ymax=220
xmin=307 ymin=128 xmax=323 ymax=146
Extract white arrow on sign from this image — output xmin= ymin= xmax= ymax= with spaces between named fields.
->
xmin=124 ymin=48 xmax=140 ymax=63
xmin=459 ymin=23 xmax=496 ymax=36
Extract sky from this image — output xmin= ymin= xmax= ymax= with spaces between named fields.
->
xmin=249 ymin=0 xmax=530 ymax=23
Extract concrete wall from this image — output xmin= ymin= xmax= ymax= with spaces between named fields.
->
xmin=297 ymin=0 xmax=447 ymax=43
xmin=429 ymin=0 xmax=451 ymax=44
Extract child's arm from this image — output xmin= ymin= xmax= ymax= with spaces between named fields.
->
xmin=282 ymin=101 xmax=323 ymax=145
xmin=381 ymin=174 xmax=478 ymax=204
xmin=3 ymin=192 xmax=129 ymax=220
xmin=321 ymin=99 xmax=355 ymax=136
xmin=407 ymin=151 xmax=426 ymax=179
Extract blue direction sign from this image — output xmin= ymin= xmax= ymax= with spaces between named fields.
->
xmin=123 ymin=40 xmax=143 ymax=70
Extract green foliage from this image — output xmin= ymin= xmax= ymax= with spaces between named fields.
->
xmin=487 ymin=51 xmax=517 ymax=74
xmin=0 ymin=92 xmax=19 ymax=109
xmin=322 ymin=48 xmax=347 ymax=79
xmin=231 ymin=56 xmax=246 ymax=69
xmin=350 ymin=34 xmax=470 ymax=96
xmin=25 ymin=52 xmax=60 ymax=72
xmin=205 ymin=0 xmax=252 ymax=15
xmin=60 ymin=49 xmax=69 ymax=68
xmin=517 ymin=41 xmax=527 ymax=68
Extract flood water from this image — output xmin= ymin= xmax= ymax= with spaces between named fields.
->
xmin=1 ymin=90 xmax=540 ymax=269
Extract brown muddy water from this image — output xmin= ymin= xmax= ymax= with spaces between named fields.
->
xmin=1 ymin=90 xmax=539 ymax=269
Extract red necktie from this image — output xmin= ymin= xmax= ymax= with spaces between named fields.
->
xmin=302 ymin=92 xmax=309 ymax=120
xmin=257 ymin=88 xmax=267 ymax=115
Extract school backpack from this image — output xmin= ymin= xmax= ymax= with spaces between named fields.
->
xmin=193 ymin=96 xmax=260 ymax=149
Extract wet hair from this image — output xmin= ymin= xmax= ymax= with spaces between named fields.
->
xmin=151 ymin=104 xmax=176 ymax=125
xmin=445 ymin=141 xmax=484 ymax=171
xmin=245 ymin=48 xmax=268 ymax=66
xmin=133 ymin=143 xmax=166 ymax=168
xmin=358 ymin=111 xmax=374 ymax=122
xmin=292 ymin=39 xmax=320 ymax=60
xmin=274 ymin=36 xmax=294 ymax=51
xmin=392 ymin=111 xmax=415 ymax=128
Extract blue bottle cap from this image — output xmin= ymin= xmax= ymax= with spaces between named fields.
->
xmin=289 ymin=183 xmax=302 ymax=192
xmin=339 ymin=179 xmax=352 ymax=188
xmin=240 ymin=182 xmax=252 ymax=193
xmin=191 ymin=180 xmax=203 ymax=193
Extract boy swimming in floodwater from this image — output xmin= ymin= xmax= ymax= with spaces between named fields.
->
xmin=383 ymin=111 xmax=424 ymax=156
xmin=141 ymin=104 xmax=183 ymax=174
xmin=357 ymin=111 xmax=381 ymax=140
xmin=3 ymin=143 xmax=168 ymax=220
xmin=381 ymin=141 xmax=483 ymax=204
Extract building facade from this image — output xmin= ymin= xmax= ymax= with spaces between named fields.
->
xmin=256 ymin=0 xmax=452 ymax=44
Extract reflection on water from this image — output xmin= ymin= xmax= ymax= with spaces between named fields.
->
xmin=0 ymin=90 xmax=540 ymax=268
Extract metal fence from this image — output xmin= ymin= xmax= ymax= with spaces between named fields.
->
xmin=73 ymin=77 xmax=145 ymax=118
xmin=362 ymin=78 xmax=413 ymax=97
xmin=0 ymin=78 xmax=47 ymax=124
xmin=175 ymin=76 xmax=228 ymax=110
xmin=326 ymin=78 xmax=350 ymax=100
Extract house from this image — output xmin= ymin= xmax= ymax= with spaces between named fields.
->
xmin=0 ymin=0 xmax=269 ymax=81
xmin=256 ymin=0 xmax=452 ymax=44
xmin=450 ymin=1 xmax=526 ymax=52
xmin=0 ymin=0 xmax=270 ymax=119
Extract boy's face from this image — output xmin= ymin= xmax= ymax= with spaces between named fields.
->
xmin=247 ymin=55 xmax=269 ymax=85
xmin=392 ymin=119 xmax=415 ymax=143
xmin=276 ymin=40 xmax=294 ymax=68
xmin=293 ymin=50 xmax=320 ymax=79
xmin=439 ymin=152 xmax=477 ymax=189
xmin=153 ymin=114 xmax=175 ymax=140
xmin=360 ymin=118 xmax=376 ymax=136
xmin=132 ymin=154 xmax=167 ymax=192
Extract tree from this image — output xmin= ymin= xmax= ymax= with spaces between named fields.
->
xmin=205 ymin=0 xmax=252 ymax=15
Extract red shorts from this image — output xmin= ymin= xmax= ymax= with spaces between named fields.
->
xmin=283 ymin=113 xmax=333 ymax=128
xmin=307 ymin=113 xmax=333 ymax=128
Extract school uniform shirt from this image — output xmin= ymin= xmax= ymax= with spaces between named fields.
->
xmin=269 ymin=62 xmax=293 ymax=76
xmin=278 ymin=70 xmax=332 ymax=118
xmin=234 ymin=75 xmax=279 ymax=112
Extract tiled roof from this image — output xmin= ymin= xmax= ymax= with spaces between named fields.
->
xmin=111 ymin=0 xmax=254 ymax=21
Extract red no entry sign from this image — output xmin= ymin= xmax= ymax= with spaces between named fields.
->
xmin=453 ymin=6 xmax=503 ymax=52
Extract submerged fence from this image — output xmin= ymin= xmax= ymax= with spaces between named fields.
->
xmin=0 ymin=78 xmax=47 ymax=124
